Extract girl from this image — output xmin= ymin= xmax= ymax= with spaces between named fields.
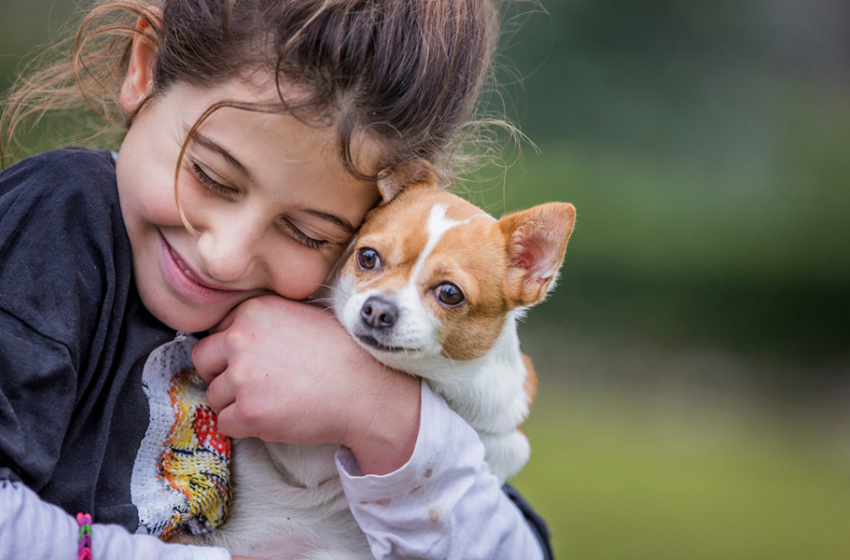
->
xmin=0 ymin=1 xmax=552 ymax=559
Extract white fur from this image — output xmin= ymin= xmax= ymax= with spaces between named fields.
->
xmin=410 ymin=204 xmax=457 ymax=282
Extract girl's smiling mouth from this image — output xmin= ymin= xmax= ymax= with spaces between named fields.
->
xmin=157 ymin=231 xmax=249 ymax=306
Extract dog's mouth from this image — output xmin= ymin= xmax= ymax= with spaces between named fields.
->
xmin=356 ymin=334 xmax=409 ymax=353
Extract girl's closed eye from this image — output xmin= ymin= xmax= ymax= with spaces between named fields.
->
xmin=279 ymin=218 xmax=329 ymax=250
xmin=191 ymin=162 xmax=239 ymax=198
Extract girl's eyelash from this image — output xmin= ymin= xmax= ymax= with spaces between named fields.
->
xmin=281 ymin=219 xmax=329 ymax=250
xmin=191 ymin=163 xmax=238 ymax=196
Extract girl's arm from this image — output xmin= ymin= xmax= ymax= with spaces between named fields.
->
xmin=193 ymin=295 xmax=551 ymax=560
xmin=336 ymin=382 xmax=548 ymax=560
xmin=0 ymin=480 xmax=238 ymax=560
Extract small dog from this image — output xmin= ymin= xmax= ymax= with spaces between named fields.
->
xmin=177 ymin=162 xmax=576 ymax=559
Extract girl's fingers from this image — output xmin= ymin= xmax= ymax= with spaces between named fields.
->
xmin=192 ymin=332 xmax=229 ymax=385
xmin=203 ymin=364 xmax=236 ymax=414
xmin=213 ymin=403 xmax=253 ymax=440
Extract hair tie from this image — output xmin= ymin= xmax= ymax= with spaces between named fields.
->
xmin=76 ymin=513 xmax=92 ymax=560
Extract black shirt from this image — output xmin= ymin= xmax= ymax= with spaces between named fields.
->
xmin=0 ymin=148 xmax=175 ymax=530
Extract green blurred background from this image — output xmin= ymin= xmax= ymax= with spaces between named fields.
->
xmin=2 ymin=1 xmax=849 ymax=558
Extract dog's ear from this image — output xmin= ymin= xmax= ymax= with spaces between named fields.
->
xmin=498 ymin=202 xmax=576 ymax=308
xmin=376 ymin=159 xmax=436 ymax=205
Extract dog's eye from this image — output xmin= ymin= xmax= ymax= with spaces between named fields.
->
xmin=356 ymin=247 xmax=381 ymax=270
xmin=436 ymin=282 xmax=465 ymax=307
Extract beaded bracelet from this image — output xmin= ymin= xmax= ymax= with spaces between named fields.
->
xmin=76 ymin=513 xmax=92 ymax=560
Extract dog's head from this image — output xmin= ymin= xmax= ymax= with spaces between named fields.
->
xmin=333 ymin=161 xmax=576 ymax=374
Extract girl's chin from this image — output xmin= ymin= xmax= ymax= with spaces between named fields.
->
xmin=162 ymin=314 xmax=225 ymax=334
xmin=143 ymin=291 xmax=230 ymax=333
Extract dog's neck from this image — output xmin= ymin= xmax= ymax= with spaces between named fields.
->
xmin=375 ymin=308 xmax=531 ymax=436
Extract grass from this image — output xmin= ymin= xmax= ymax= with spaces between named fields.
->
xmin=511 ymin=377 xmax=850 ymax=560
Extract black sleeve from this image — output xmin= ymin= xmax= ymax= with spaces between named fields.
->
xmin=0 ymin=309 xmax=77 ymax=489
xmin=503 ymin=484 xmax=555 ymax=560
xmin=0 ymin=148 xmax=119 ymax=349
xmin=0 ymin=149 xmax=121 ymax=489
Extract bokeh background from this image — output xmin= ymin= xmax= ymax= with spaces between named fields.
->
xmin=2 ymin=1 xmax=849 ymax=558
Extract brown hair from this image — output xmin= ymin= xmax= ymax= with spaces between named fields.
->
xmin=1 ymin=0 xmax=502 ymax=182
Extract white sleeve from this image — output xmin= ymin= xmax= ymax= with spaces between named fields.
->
xmin=335 ymin=382 xmax=545 ymax=560
xmin=0 ymin=479 xmax=231 ymax=560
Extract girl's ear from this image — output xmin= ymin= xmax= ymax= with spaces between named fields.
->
xmin=120 ymin=13 xmax=159 ymax=114
xmin=499 ymin=202 xmax=576 ymax=308
xmin=376 ymin=159 xmax=436 ymax=205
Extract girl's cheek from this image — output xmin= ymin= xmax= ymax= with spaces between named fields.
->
xmin=271 ymin=257 xmax=332 ymax=300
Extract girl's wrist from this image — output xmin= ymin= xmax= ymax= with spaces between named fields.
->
xmin=344 ymin=369 xmax=421 ymax=476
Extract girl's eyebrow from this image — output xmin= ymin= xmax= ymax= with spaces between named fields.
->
xmin=302 ymin=209 xmax=357 ymax=236
xmin=192 ymin=132 xmax=254 ymax=182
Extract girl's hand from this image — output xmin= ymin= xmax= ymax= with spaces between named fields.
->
xmin=192 ymin=295 xmax=421 ymax=475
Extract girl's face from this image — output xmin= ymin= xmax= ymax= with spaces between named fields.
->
xmin=116 ymin=80 xmax=380 ymax=332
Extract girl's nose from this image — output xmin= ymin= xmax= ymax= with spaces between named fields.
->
xmin=195 ymin=219 xmax=263 ymax=283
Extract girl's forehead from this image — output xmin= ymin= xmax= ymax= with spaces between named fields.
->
xmin=173 ymin=85 xmax=376 ymax=216
xmin=177 ymin=78 xmax=383 ymax=178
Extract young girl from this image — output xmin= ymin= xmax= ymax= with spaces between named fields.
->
xmin=0 ymin=1 xmax=552 ymax=559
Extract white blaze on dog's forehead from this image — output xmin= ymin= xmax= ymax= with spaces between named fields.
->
xmin=409 ymin=204 xmax=483 ymax=284
xmin=409 ymin=203 xmax=495 ymax=285
xmin=410 ymin=204 xmax=454 ymax=282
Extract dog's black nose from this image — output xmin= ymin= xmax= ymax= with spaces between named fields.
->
xmin=360 ymin=296 xmax=399 ymax=329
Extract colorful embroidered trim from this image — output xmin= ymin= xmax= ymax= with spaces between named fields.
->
xmin=76 ymin=513 xmax=92 ymax=560
xmin=156 ymin=368 xmax=232 ymax=538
